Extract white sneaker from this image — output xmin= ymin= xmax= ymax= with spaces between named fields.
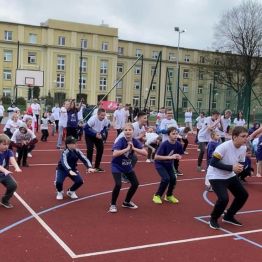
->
xmin=27 ymin=153 xmax=32 ymax=157
xmin=67 ymin=190 xmax=78 ymax=199
xmin=109 ymin=205 xmax=117 ymax=213
xmin=146 ymin=159 xmax=151 ymax=163
xmin=197 ymin=148 xmax=200 ymax=152
xmin=56 ymin=191 xmax=64 ymax=200
xmin=184 ymin=151 xmax=189 ymax=155
xmin=16 ymin=152 xmax=18 ymax=158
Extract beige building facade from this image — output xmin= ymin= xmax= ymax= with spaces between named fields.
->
xmin=0 ymin=19 xmax=261 ymax=115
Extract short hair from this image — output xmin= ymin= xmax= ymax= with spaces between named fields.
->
xmin=167 ymin=126 xmax=178 ymax=135
xmin=0 ymin=134 xmax=10 ymax=144
xmin=224 ymin=109 xmax=232 ymax=115
xmin=210 ymin=130 xmax=218 ymax=139
xmin=184 ymin=127 xmax=191 ymax=133
xmin=123 ymin=123 xmax=134 ymax=130
xmin=97 ymin=108 xmax=106 ymax=114
xmin=137 ymin=111 xmax=147 ymax=118
xmin=232 ymin=126 xmax=248 ymax=137
xmin=211 ymin=110 xmax=220 ymax=115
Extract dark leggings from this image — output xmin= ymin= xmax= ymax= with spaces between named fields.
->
xmin=0 ymin=174 xmax=17 ymax=204
xmin=111 ymin=171 xmax=139 ymax=205
xmin=197 ymin=142 xmax=207 ymax=167
xmin=209 ymin=176 xmax=249 ymax=220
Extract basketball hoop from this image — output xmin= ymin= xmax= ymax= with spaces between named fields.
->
xmin=27 ymin=84 xmax=33 ymax=89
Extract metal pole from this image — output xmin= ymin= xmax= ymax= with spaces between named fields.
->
xmin=139 ymin=55 xmax=144 ymax=110
xmin=157 ymin=52 xmax=162 ymax=112
xmin=15 ymin=41 xmax=20 ymax=102
xmin=176 ymin=32 xmax=181 ymax=121
xmin=79 ymin=40 xmax=83 ymax=97
xmin=208 ymin=83 xmax=212 ymax=115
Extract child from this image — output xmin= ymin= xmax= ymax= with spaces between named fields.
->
xmin=55 ymin=136 xmax=95 ymax=200
xmin=238 ymin=147 xmax=254 ymax=182
xmin=205 ymin=130 xmax=220 ymax=191
xmin=255 ymin=135 xmax=262 ymax=177
xmin=0 ymin=134 xmax=22 ymax=208
xmin=77 ymin=120 xmax=84 ymax=141
xmin=11 ymin=122 xmax=38 ymax=167
xmin=40 ymin=112 xmax=49 ymax=142
xmin=109 ymin=123 xmax=147 ymax=213
xmin=152 ymin=127 xmax=183 ymax=204
xmin=207 ymin=126 xmax=249 ymax=230
xmin=177 ymin=126 xmax=191 ymax=154
xmin=25 ymin=118 xmax=35 ymax=158
xmin=145 ymin=126 xmax=161 ymax=162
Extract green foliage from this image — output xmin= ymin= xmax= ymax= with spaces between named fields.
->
xmin=16 ymin=97 xmax=27 ymax=112
xmin=40 ymin=95 xmax=54 ymax=112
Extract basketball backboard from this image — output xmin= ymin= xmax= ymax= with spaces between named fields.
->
xmin=16 ymin=69 xmax=44 ymax=87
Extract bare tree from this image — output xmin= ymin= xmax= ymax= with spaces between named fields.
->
xmin=213 ymin=0 xmax=262 ymax=122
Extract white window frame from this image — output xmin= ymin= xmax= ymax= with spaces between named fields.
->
xmin=117 ymin=64 xmax=123 ymax=73
xmin=169 ymin=53 xmax=176 ymax=61
xmin=167 ymin=68 xmax=174 ymax=78
xmin=152 ymin=51 xmax=159 ymax=59
xmin=135 ymin=49 xmax=142 ymax=57
xmin=118 ymin=47 xmax=124 ymax=55
xmin=182 ymin=84 xmax=189 ymax=93
xmin=116 ymin=96 xmax=122 ymax=103
xmin=183 ymin=69 xmax=189 ymax=79
xmin=116 ymin=80 xmax=123 ymax=89
xmin=199 ymin=56 xmax=205 ymax=63
xmin=3 ymin=88 xmax=11 ymax=97
xmin=133 ymin=96 xmax=139 ymax=106
xmin=166 ymin=98 xmax=172 ymax=107
xmin=3 ymin=70 xmax=12 ymax=80
xmin=197 ymin=99 xmax=202 ymax=109
xmin=100 ymin=60 xmax=108 ymax=75
xmin=199 ymin=71 xmax=204 ymax=80
xmin=4 ymin=31 xmax=12 ymax=41
xmin=184 ymin=55 xmax=190 ymax=63
xmin=151 ymin=66 xmax=158 ymax=76
xmin=150 ymin=97 xmax=156 ymax=107
xmin=198 ymin=86 xmax=203 ymax=94
xmin=57 ymin=56 xmax=65 ymax=71
xmin=182 ymin=97 xmax=188 ymax=108
xmin=28 ymin=52 xmax=36 ymax=64
xmin=151 ymin=82 xmax=157 ymax=91
xmin=102 ymin=42 xmax=109 ymax=51
xmin=58 ymin=36 xmax=65 ymax=46
xmin=4 ymin=50 xmax=12 ymax=61
xmin=56 ymin=73 xmax=65 ymax=88
xmin=81 ymin=39 xmax=88 ymax=49
xmin=80 ymin=75 xmax=87 ymax=89
xmin=81 ymin=58 xmax=87 ymax=73
xmin=99 ymin=77 xmax=107 ymax=91
xmin=134 ymin=81 xmax=140 ymax=90
xmin=134 ymin=66 xmax=141 ymax=75
xmin=29 ymin=33 xmax=37 ymax=44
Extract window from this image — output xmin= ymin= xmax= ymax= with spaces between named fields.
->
xmin=199 ymin=71 xmax=204 ymax=80
xmin=4 ymin=31 xmax=12 ymax=41
xmin=197 ymin=99 xmax=202 ymax=109
xmin=81 ymin=58 xmax=87 ymax=73
xmin=198 ymin=86 xmax=203 ymax=94
xmin=3 ymin=88 xmax=11 ymax=97
xmin=134 ymin=66 xmax=141 ymax=75
xmin=4 ymin=50 xmax=12 ymax=61
xmin=3 ymin=70 xmax=11 ymax=80
xmin=151 ymin=66 xmax=158 ymax=76
xmin=135 ymin=49 xmax=142 ymax=57
xmin=99 ymin=77 xmax=107 ymax=91
xmin=183 ymin=69 xmax=189 ymax=79
xmin=56 ymin=74 xmax=65 ymax=88
xmin=214 ymin=58 xmax=219 ymax=65
xmin=57 ymin=56 xmax=65 ymax=71
xmin=29 ymin=33 xmax=37 ymax=44
xmin=102 ymin=42 xmax=109 ymax=51
xmin=182 ymin=84 xmax=188 ymax=93
xmin=166 ymin=84 xmax=172 ymax=92
xmin=226 ymin=101 xmax=230 ymax=108
xmin=133 ymin=96 xmax=139 ymax=106
xmin=226 ymin=88 xmax=231 ymax=96
xmin=116 ymin=96 xmax=122 ymax=103
xmin=80 ymin=75 xmax=87 ymax=89
xmin=116 ymin=80 xmax=122 ymax=89
xmin=166 ymin=99 xmax=172 ymax=107
xmin=182 ymin=98 xmax=188 ymax=108
xmin=199 ymin=56 xmax=205 ymax=63
xmin=151 ymin=82 xmax=157 ymax=91
xmin=100 ymin=60 xmax=108 ymax=74
xmin=152 ymin=51 xmax=159 ymax=59
xmin=81 ymin=39 xmax=88 ymax=49
xmin=150 ymin=97 xmax=156 ymax=107
xmin=184 ymin=55 xmax=190 ymax=63
xmin=167 ymin=68 xmax=174 ymax=78
xmin=214 ymin=71 xmax=219 ymax=81
xmin=58 ymin=36 xmax=65 ymax=46
xmin=134 ymin=81 xmax=140 ymax=90
xmin=117 ymin=64 xmax=123 ymax=73
xmin=28 ymin=52 xmax=36 ymax=64
xmin=169 ymin=53 xmax=176 ymax=61
xmin=212 ymin=101 xmax=217 ymax=109
xmin=118 ymin=47 xmax=124 ymax=55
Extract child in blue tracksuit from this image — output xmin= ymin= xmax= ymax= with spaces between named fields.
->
xmin=152 ymin=126 xmax=183 ymax=205
xmin=109 ymin=123 xmax=147 ymax=213
xmin=55 ymin=136 xmax=95 ymax=200
xmin=238 ymin=147 xmax=254 ymax=182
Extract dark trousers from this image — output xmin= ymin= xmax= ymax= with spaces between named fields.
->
xmin=147 ymin=143 xmax=158 ymax=160
xmin=177 ymin=138 xmax=188 ymax=151
xmin=66 ymin=127 xmax=78 ymax=139
xmin=55 ymin=169 xmax=83 ymax=192
xmin=35 ymin=114 xmax=39 ymax=132
xmin=197 ymin=142 xmax=207 ymax=167
xmin=209 ymin=176 xmax=249 ymax=220
xmin=17 ymin=145 xmax=29 ymax=165
xmin=41 ymin=129 xmax=49 ymax=141
xmin=0 ymin=174 xmax=17 ymax=204
xmin=155 ymin=166 xmax=177 ymax=197
xmin=116 ymin=129 xmax=122 ymax=137
xmin=85 ymin=135 xmax=104 ymax=169
xmin=111 ymin=171 xmax=139 ymax=205
xmin=55 ymin=120 xmax=59 ymax=133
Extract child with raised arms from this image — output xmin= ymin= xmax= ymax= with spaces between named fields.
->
xmin=109 ymin=123 xmax=147 ymax=213
xmin=152 ymin=127 xmax=183 ymax=204
xmin=55 ymin=136 xmax=95 ymax=200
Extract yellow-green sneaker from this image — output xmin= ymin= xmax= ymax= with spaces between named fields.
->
xmin=164 ymin=195 xmax=179 ymax=204
xmin=152 ymin=195 xmax=162 ymax=204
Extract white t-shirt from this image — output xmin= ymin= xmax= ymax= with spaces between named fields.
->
xmin=145 ymin=132 xmax=159 ymax=146
xmin=184 ymin=111 xmax=192 ymax=123
xmin=217 ymin=116 xmax=231 ymax=138
xmin=233 ymin=118 xmax=246 ymax=126
xmin=0 ymin=105 xmax=5 ymax=117
xmin=206 ymin=140 xmax=246 ymax=180
xmin=196 ymin=116 xmax=206 ymax=129
xmin=4 ymin=119 xmax=23 ymax=134
xmin=159 ymin=118 xmax=178 ymax=141
xmin=31 ymin=103 xmax=41 ymax=116
xmin=52 ymin=107 xmax=60 ymax=121
xmin=113 ymin=109 xmax=126 ymax=129
xmin=198 ymin=116 xmax=220 ymax=143
xmin=58 ymin=107 xmax=68 ymax=128
xmin=87 ymin=115 xmax=107 ymax=133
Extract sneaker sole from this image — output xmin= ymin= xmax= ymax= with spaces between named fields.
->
xmin=122 ymin=205 xmax=138 ymax=209
xmin=209 ymin=222 xmax=220 ymax=230
xmin=0 ymin=202 xmax=14 ymax=208
xmin=222 ymin=219 xmax=243 ymax=226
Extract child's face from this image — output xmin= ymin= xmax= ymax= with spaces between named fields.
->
xmin=19 ymin=127 xmax=27 ymax=134
xmin=169 ymin=130 xmax=178 ymax=141
xmin=166 ymin=111 xmax=173 ymax=119
xmin=123 ymin=126 xmax=133 ymax=139
xmin=246 ymin=151 xmax=252 ymax=158
xmin=67 ymin=143 xmax=77 ymax=150
xmin=213 ymin=133 xmax=220 ymax=140
xmin=0 ymin=141 xmax=9 ymax=152
xmin=138 ymin=115 xmax=147 ymax=125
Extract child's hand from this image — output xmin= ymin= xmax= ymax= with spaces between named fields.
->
xmin=233 ymin=163 xmax=244 ymax=174
xmin=69 ymin=170 xmax=77 ymax=176
xmin=15 ymin=167 xmax=22 ymax=172
xmin=86 ymin=168 xmax=96 ymax=173
xmin=4 ymin=170 xmax=12 ymax=176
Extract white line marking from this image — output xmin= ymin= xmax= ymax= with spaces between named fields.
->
xmin=14 ymin=192 xmax=77 ymax=259
xmin=75 ymin=228 xmax=262 ymax=258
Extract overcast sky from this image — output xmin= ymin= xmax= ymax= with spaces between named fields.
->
xmin=0 ymin=0 xmax=248 ymax=50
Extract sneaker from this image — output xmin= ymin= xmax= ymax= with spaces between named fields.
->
xmin=152 ymin=194 xmax=162 ymax=204
xmin=66 ymin=190 xmax=78 ymax=199
xmin=95 ymin=167 xmax=105 ymax=173
xmin=15 ymin=152 xmax=18 ymax=158
xmin=222 ymin=216 xmax=243 ymax=226
xmin=56 ymin=191 xmax=64 ymax=200
xmin=209 ymin=218 xmax=220 ymax=229
xmin=122 ymin=201 xmax=138 ymax=209
xmin=197 ymin=166 xmax=205 ymax=172
xmin=205 ymin=185 xmax=213 ymax=192
xmin=197 ymin=148 xmax=200 ymax=152
xmin=0 ymin=201 xmax=14 ymax=208
xmin=109 ymin=205 xmax=117 ymax=213
xmin=177 ymin=170 xmax=184 ymax=176
xmin=164 ymin=195 xmax=179 ymax=204
xmin=27 ymin=153 xmax=32 ymax=157
xmin=121 ymin=174 xmax=130 ymax=183
xmin=184 ymin=151 xmax=189 ymax=155
xmin=146 ymin=159 xmax=151 ymax=163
